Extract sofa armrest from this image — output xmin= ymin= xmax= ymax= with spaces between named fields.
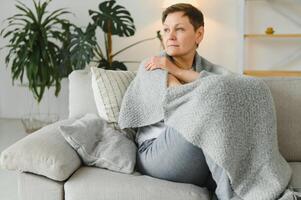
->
xmin=0 ymin=118 xmax=81 ymax=181
xmin=69 ymin=69 xmax=98 ymax=118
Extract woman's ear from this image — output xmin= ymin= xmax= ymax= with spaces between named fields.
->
xmin=196 ymin=26 xmax=204 ymax=44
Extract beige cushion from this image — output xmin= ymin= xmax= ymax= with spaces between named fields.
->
xmin=65 ymin=167 xmax=209 ymax=200
xmin=289 ymin=162 xmax=301 ymax=192
xmin=261 ymin=77 xmax=301 ymax=161
xmin=0 ymin=119 xmax=81 ymax=181
xmin=18 ymin=172 xmax=64 ymax=200
xmin=91 ymin=67 xmax=136 ymax=129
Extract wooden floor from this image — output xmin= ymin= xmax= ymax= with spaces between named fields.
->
xmin=0 ymin=119 xmax=27 ymax=200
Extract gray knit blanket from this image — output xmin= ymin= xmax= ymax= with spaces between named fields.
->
xmin=118 ymin=56 xmax=297 ymax=200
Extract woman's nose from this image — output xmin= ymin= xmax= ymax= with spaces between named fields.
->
xmin=167 ymin=30 xmax=176 ymax=40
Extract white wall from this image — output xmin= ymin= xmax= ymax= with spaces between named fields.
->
xmin=245 ymin=0 xmax=301 ymax=71
xmin=0 ymin=0 xmax=243 ymax=119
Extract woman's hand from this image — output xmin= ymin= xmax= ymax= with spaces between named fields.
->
xmin=144 ymin=56 xmax=199 ymax=85
xmin=144 ymin=56 xmax=177 ymax=73
xmin=167 ymin=73 xmax=182 ymax=87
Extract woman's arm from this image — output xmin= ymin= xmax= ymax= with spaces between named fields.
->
xmin=167 ymin=73 xmax=183 ymax=87
xmin=144 ymin=56 xmax=200 ymax=84
xmin=169 ymin=67 xmax=200 ymax=84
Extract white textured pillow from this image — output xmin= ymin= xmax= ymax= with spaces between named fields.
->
xmin=90 ymin=67 xmax=136 ymax=128
xmin=0 ymin=119 xmax=81 ymax=181
xmin=59 ymin=113 xmax=137 ymax=174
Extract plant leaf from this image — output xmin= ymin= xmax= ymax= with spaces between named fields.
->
xmin=0 ymin=0 xmax=71 ymax=102
xmin=89 ymin=0 xmax=135 ymax=37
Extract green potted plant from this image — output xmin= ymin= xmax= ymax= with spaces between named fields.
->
xmin=70 ymin=0 xmax=163 ymax=70
xmin=1 ymin=0 xmax=163 ymax=100
xmin=1 ymin=0 xmax=74 ymax=102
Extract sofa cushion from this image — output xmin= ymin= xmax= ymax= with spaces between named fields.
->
xmin=0 ymin=119 xmax=81 ymax=181
xmin=289 ymin=162 xmax=301 ymax=192
xmin=18 ymin=172 xmax=64 ymax=200
xmin=261 ymin=77 xmax=301 ymax=161
xmin=69 ymin=69 xmax=98 ymax=118
xmin=91 ymin=67 xmax=136 ymax=129
xmin=64 ymin=167 xmax=210 ymax=200
xmin=59 ymin=114 xmax=137 ymax=174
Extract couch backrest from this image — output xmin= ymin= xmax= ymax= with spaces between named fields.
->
xmin=68 ymin=70 xmax=301 ymax=162
xmin=261 ymin=77 xmax=301 ymax=162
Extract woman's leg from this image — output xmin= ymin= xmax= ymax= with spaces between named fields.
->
xmin=204 ymin=154 xmax=239 ymax=200
xmin=136 ymin=125 xmax=214 ymax=188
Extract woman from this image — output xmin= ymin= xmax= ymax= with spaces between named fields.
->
xmin=135 ymin=3 xmax=235 ymax=200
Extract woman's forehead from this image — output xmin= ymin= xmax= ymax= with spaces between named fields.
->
xmin=163 ymin=13 xmax=190 ymax=26
xmin=163 ymin=22 xmax=185 ymax=27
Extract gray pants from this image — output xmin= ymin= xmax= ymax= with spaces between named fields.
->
xmin=136 ymin=125 xmax=237 ymax=200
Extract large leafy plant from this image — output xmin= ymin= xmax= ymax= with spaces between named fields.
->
xmin=70 ymin=0 xmax=162 ymax=70
xmin=1 ymin=0 xmax=73 ymax=102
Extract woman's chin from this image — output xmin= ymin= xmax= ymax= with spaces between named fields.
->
xmin=166 ymin=50 xmax=180 ymax=57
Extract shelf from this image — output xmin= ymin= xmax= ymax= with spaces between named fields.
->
xmin=244 ymin=70 xmax=301 ymax=77
xmin=240 ymin=0 xmax=301 ymax=76
xmin=244 ymin=34 xmax=301 ymax=38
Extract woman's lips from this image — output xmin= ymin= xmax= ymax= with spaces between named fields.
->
xmin=168 ymin=45 xmax=179 ymax=47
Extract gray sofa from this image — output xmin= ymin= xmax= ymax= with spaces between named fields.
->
xmin=1 ymin=70 xmax=301 ymax=200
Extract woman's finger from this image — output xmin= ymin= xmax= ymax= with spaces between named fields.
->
xmin=146 ymin=60 xmax=164 ymax=71
xmin=149 ymin=63 xmax=156 ymax=70
xmin=144 ymin=61 xmax=150 ymax=68
xmin=147 ymin=64 xmax=153 ymax=71
xmin=146 ymin=63 xmax=153 ymax=71
xmin=146 ymin=61 xmax=153 ymax=70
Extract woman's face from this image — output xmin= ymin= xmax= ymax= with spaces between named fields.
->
xmin=162 ymin=11 xmax=204 ymax=57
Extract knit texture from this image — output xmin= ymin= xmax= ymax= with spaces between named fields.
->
xmin=118 ymin=53 xmax=297 ymax=200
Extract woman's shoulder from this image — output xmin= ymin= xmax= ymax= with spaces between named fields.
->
xmin=138 ymin=51 xmax=167 ymax=72
xmin=198 ymin=56 xmax=233 ymax=75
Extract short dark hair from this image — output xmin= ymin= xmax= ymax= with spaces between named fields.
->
xmin=162 ymin=3 xmax=204 ymax=30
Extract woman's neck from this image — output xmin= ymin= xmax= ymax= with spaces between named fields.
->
xmin=172 ymin=51 xmax=196 ymax=70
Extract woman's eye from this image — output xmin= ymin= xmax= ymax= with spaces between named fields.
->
xmin=176 ymin=28 xmax=184 ymax=31
xmin=163 ymin=28 xmax=169 ymax=33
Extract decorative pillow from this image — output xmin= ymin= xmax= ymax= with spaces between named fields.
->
xmin=90 ymin=67 xmax=136 ymax=129
xmin=59 ymin=113 xmax=137 ymax=174
xmin=0 ymin=118 xmax=81 ymax=181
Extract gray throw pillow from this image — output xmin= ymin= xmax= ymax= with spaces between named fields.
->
xmin=59 ymin=113 xmax=137 ymax=174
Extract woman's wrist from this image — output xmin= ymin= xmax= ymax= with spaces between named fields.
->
xmin=171 ymin=66 xmax=183 ymax=79
xmin=166 ymin=59 xmax=182 ymax=77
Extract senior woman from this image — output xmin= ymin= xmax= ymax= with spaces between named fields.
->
xmin=135 ymin=3 xmax=235 ymax=200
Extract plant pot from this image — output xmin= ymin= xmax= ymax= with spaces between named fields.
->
xmin=21 ymin=113 xmax=59 ymax=134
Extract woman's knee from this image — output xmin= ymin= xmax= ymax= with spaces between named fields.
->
xmin=165 ymin=126 xmax=207 ymax=158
